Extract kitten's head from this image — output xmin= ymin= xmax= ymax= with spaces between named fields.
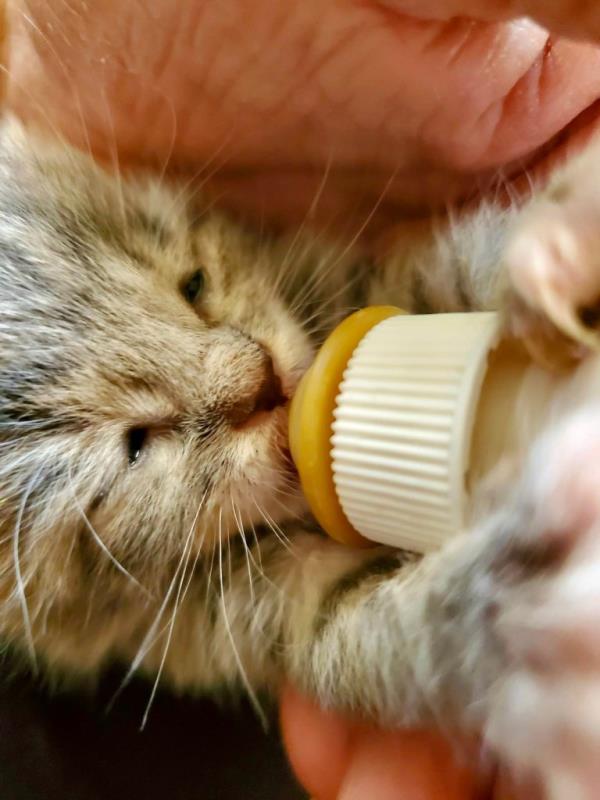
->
xmin=0 ymin=122 xmax=315 ymax=655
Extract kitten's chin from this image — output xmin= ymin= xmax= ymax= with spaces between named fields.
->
xmin=250 ymin=452 xmax=305 ymax=527
xmin=226 ymin=404 xmax=306 ymax=527
xmin=229 ymin=479 xmax=307 ymax=535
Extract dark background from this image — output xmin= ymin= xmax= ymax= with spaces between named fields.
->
xmin=0 ymin=667 xmax=307 ymax=799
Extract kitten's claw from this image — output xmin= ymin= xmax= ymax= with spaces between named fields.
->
xmin=504 ymin=292 xmax=587 ymax=371
xmin=503 ymin=140 xmax=600 ymax=366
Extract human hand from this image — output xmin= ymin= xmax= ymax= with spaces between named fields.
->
xmin=7 ymin=1 xmax=600 ymax=231
xmin=280 ymin=686 xmax=544 ymax=800
xmin=279 ymin=685 xmax=493 ymax=800
xmin=6 ymin=2 xmax=598 ymax=796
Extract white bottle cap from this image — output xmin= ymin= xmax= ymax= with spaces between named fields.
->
xmin=330 ymin=312 xmax=503 ymax=551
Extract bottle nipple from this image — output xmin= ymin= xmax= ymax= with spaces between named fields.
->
xmin=289 ymin=307 xmax=568 ymax=551
xmin=288 ymin=306 xmax=401 ymax=547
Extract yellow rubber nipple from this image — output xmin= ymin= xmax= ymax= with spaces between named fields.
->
xmin=289 ymin=306 xmax=403 ymax=546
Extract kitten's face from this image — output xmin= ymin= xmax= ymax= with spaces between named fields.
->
xmin=0 ymin=124 xmax=312 ymax=600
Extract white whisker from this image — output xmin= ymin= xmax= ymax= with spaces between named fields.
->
xmin=98 ymin=83 xmax=126 ymax=224
xmin=253 ymin=500 xmax=297 ymax=558
xmin=217 ymin=510 xmax=266 ymax=726
xmin=8 ymin=14 xmax=92 ymax=161
xmin=107 ymin=493 xmax=206 ymax=712
xmin=11 ymin=462 xmax=45 ymax=672
xmin=139 ymin=493 xmax=205 ymax=729
xmin=231 ymin=498 xmax=256 ymax=605
xmin=67 ymin=464 xmax=152 ymax=599
xmin=288 ymin=171 xmax=397 ymax=318
xmin=165 ymin=133 xmax=236 ymax=219
xmin=271 ymin=156 xmax=333 ymax=298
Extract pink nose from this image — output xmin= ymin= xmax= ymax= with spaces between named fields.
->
xmin=226 ymin=351 xmax=286 ymax=427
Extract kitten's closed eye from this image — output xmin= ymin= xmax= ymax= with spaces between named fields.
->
xmin=182 ymin=269 xmax=205 ymax=304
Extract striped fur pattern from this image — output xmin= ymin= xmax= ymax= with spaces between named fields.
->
xmin=2 ymin=118 xmax=600 ymax=796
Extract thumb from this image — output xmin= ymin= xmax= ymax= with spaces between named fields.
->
xmin=379 ymin=0 xmax=600 ymax=41
xmin=280 ymin=685 xmax=487 ymax=800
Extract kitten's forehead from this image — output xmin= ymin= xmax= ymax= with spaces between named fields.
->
xmin=1 ymin=145 xmax=266 ymax=294
xmin=0 ymin=125 xmax=260 ymax=301
xmin=0 ymin=123 xmax=294 ymax=430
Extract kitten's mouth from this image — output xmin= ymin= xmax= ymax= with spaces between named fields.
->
xmin=233 ymin=368 xmax=288 ymax=432
xmin=235 ymin=404 xmax=287 ymax=432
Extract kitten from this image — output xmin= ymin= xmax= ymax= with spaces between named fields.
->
xmin=2 ymin=117 xmax=600 ymax=797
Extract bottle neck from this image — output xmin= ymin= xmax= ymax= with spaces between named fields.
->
xmin=468 ymin=340 xmax=567 ymax=491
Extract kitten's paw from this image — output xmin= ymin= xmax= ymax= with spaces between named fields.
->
xmin=503 ymin=140 xmax=600 ymax=369
xmin=504 ymin=291 xmax=585 ymax=371
xmin=486 ymin=409 xmax=600 ymax=798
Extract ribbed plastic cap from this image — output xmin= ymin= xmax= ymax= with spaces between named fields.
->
xmin=331 ymin=312 xmax=502 ymax=551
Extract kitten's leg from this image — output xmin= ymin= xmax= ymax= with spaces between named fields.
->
xmin=502 ymin=136 xmax=600 ymax=357
xmin=371 ymin=205 xmax=516 ymax=314
xmin=278 ymin=136 xmax=600 ymax=363
xmin=372 ymin=202 xmax=584 ymax=364
xmin=267 ymin=419 xmax=600 ymax=797
xmin=163 ymin=523 xmax=498 ymax=724
xmin=479 ymin=408 xmax=600 ymax=799
xmin=375 ymin=139 xmax=600 ymax=368
xmin=159 ymin=408 xmax=600 ymax=799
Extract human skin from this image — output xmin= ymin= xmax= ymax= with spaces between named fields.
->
xmin=280 ymin=687 xmax=548 ymax=799
xmin=5 ymin=1 xmax=600 ymax=797
xmin=279 ymin=687 xmax=496 ymax=800
xmin=7 ymin=0 xmax=600 ymax=233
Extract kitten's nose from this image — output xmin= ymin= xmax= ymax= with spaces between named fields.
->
xmin=227 ymin=350 xmax=287 ymax=427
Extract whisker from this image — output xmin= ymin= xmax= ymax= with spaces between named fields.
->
xmin=203 ymin=531 xmax=219 ymax=605
xmin=261 ymin=506 xmax=296 ymax=550
xmin=231 ymin=497 xmax=256 ymax=605
xmin=11 ymin=462 xmax=45 ymax=672
xmin=99 ymin=86 xmax=127 ymax=225
xmin=277 ymin=213 xmax=343 ymax=303
xmin=295 ymin=275 xmax=363 ymax=329
xmin=271 ymin=156 xmax=333 ymax=298
xmin=247 ymin=518 xmax=264 ymax=572
xmin=288 ymin=171 xmax=397 ymax=317
xmin=8 ymin=14 xmax=93 ymax=160
xmin=106 ymin=493 xmax=206 ymax=711
xmin=154 ymin=92 xmax=178 ymax=190
xmin=165 ymin=133 xmax=237 ymax=219
xmin=67 ymin=464 xmax=152 ymax=599
xmin=217 ymin=509 xmax=267 ymax=726
xmin=139 ymin=497 xmax=203 ymax=730
xmin=238 ymin=509 xmax=290 ymax=600
xmin=252 ymin=500 xmax=298 ymax=559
